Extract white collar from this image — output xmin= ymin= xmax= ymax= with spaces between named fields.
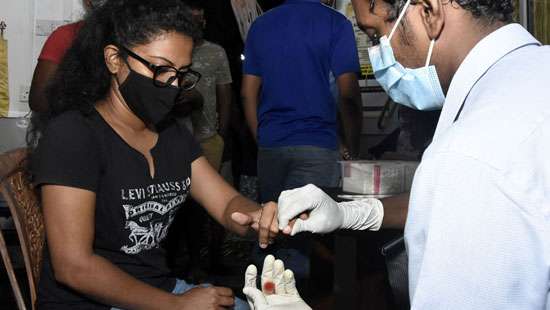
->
xmin=433 ymin=23 xmax=540 ymax=140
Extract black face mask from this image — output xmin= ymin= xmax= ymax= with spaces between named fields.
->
xmin=118 ymin=70 xmax=181 ymax=128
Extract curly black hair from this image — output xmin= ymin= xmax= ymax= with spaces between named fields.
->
xmin=376 ymin=0 xmax=515 ymax=24
xmin=28 ymin=0 xmax=199 ymax=148
xmin=452 ymin=0 xmax=514 ymax=23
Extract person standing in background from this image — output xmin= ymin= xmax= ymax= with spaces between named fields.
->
xmin=241 ymin=0 xmax=363 ymax=282
xmin=269 ymin=0 xmax=550 ymax=309
xmin=29 ymin=0 xmax=105 ymax=114
xmin=170 ymin=0 xmax=234 ymax=280
xmin=185 ymin=0 xmax=233 ymax=171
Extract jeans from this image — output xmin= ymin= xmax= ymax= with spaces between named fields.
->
xmin=256 ymin=145 xmax=340 ymax=279
xmin=257 ymin=145 xmax=340 ymax=203
xmin=111 ymin=278 xmax=249 ymax=310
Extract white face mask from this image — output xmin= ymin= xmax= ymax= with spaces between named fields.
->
xmin=367 ymin=0 xmax=445 ymax=110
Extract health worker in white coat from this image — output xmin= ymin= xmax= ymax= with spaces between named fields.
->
xmin=242 ymin=0 xmax=550 ymax=309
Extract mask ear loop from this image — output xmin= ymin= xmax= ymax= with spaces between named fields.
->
xmin=425 ymin=39 xmax=435 ymax=67
xmin=388 ymin=0 xmax=412 ymax=41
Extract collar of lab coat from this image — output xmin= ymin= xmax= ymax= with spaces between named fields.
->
xmin=433 ymin=23 xmax=541 ymax=140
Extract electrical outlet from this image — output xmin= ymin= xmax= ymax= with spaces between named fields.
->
xmin=19 ymin=85 xmax=30 ymax=102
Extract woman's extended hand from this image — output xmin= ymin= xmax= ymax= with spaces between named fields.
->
xmin=231 ymin=202 xmax=279 ymax=249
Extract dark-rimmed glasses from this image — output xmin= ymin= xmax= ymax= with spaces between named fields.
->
xmin=122 ymin=47 xmax=201 ymax=91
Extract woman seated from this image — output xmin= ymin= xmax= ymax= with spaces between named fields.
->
xmin=30 ymin=1 xmax=277 ymax=309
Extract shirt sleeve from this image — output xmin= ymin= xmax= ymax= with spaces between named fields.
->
xmin=215 ymin=47 xmax=233 ymax=85
xmin=330 ymin=19 xmax=360 ymax=77
xmin=176 ymin=121 xmax=203 ymax=162
xmin=242 ymin=23 xmax=262 ymax=77
xmin=33 ymin=113 xmax=101 ymax=192
xmin=38 ymin=23 xmax=79 ymax=64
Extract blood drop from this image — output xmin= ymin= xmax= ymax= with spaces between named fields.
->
xmin=263 ymin=281 xmax=275 ymax=294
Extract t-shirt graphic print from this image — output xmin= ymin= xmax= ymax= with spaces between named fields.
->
xmin=120 ymin=178 xmax=190 ymax=254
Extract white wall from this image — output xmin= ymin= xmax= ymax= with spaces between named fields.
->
xmin=1 ymin=0 xmax=35 ymax=117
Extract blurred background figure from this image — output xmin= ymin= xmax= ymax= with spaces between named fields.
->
xmin=241 ymin=0 xmax=363 ymax=293
xmin=29 ymin=0 xmax=106 ymax=114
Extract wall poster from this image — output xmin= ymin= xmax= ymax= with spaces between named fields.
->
xmin=0 ymin=23 xmax=9 ymax=117
xmin=334 ymin=0 xmax=373 ymax=79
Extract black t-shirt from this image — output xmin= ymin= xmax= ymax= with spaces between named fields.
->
xmin=34 ymin=109 xmax=202 ymax=309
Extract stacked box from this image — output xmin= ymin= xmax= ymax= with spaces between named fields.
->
xmin=340 ymin=160 xmax=419 ymax=195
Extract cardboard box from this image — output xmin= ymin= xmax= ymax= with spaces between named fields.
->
xmin=340 ymin=160 xmax=419 ymax=195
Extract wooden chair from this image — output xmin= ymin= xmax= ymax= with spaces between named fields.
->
xmin=0 ymin=148 xmax=44 ymax=310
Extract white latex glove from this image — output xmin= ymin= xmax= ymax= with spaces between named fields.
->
xmin=278 ymin=184 xmax=384 ymax=235
xmin=243 ymin=255 xmax=311 ymax=310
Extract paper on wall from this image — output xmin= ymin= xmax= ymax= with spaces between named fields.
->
xmin=67 ymin=0 xmax=86 ymax=22
xmin=35 ymin=0 xmax=85 ymax=37
xmin=334 ymin=0 xmax=373 ymax=78
xmin=0 ymin=34 xmax=9 ymax=117
xmin=36 ymin=0 xmax=65 ymax=21
xmin=231 ymin=0 xmax=263 ymax=41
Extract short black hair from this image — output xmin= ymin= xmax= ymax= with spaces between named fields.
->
xmin=452 ymin=0 xmax=514 ymax=23
xmin=376 ymin=0 xmax=515 ymax=24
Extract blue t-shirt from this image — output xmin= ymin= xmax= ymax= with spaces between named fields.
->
xmin=243 ymin=0 xmax=360 ymax=149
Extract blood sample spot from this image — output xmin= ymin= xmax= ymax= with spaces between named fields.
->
xmin=263 ymin=281 xmax=275 ymax=294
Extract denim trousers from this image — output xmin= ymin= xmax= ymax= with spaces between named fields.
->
xmin=257 ymin=145 xmax=340 ymax=203
xmin=255 ymin=145 xmax=340 ymax=279
xmin=111 ymin=278 xmax=249 ymax=310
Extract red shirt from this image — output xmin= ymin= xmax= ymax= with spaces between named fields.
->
xmin=38 ymin=22 xmax=83 ymax=64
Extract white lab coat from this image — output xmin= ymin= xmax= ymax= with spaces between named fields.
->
xmin=406 ymin=24 xmax=550 ymax=309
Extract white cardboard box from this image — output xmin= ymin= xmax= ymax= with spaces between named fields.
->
xmin=341 ymin=160 xmax=419 ymax=195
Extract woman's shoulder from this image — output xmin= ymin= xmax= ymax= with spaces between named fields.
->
xmin=47 ymin=109 xmax=90 ymax=127
xmin=162 ymin=120 xmax=203 ymax=162
xmin=44 ymin=110 xmax=99 ymax=143
xmin=162 ymin=119 xmax=193 ymax=140
xmin=33 ymin=109 xmax=103 ymax=191
xmin=203 ymin=41 xmax=224 ymax=52
xmin=50 ymin=21 xmax=83 ymax=39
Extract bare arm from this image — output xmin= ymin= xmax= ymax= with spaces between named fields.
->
xmin=241 ymin=74 xmax=262 ymax=142
xmin=41 ymin=185 xmax=182 ymax=310
xmin=216 ymin=83 xmax=232 ymax=138
xmin=190 ymin=157 xmax=278 ymax=248
xmin=29 ymin=60 xmax=58 ymax=113
xmin=380 ymin=193 xmax=409 ymax=229
xmin=337 ymin=72 xmax=363 ymax=158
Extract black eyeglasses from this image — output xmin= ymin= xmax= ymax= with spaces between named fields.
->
xmin=122 ymin=47 xmax=201 ymax=91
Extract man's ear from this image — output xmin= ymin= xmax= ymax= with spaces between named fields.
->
xmin=104 ymin=45 xmax=123 ymax=74
xmin=420 ymin=0 xmax=445 ymax=40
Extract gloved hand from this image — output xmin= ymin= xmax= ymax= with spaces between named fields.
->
xmin=243 ymin=255 xmax=311 ymax=310
xmin=278 ymin=184 xmax=384 ymax=235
